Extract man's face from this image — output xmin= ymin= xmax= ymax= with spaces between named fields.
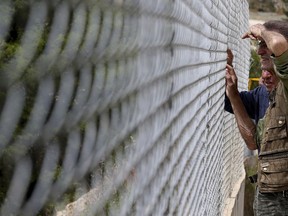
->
xmin=261 ymin=70 xmax=278 ymax=92
xmin=257 ymin=41 xmax=274 ymax=71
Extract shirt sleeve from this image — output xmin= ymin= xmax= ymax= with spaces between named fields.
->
xmin=224 ymin=93 xmax=233 ymax=114
xmin=273 ymin=49 xmax=288 ymax=89
xmin=224 ymin=89 xmax=257 ymax=120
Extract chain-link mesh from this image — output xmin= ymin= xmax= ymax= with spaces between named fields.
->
xmin=0 ymin=0 xmax=250 ymax=215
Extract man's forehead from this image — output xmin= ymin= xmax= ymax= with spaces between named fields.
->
xmin=262 ymin=70 xmax=274 ymax=76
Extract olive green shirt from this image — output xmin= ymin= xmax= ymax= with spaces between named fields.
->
xmin=274 ymin=50 xmax=288 ymax=94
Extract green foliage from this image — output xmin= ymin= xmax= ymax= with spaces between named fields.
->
xmin=249 ymin=48 xmax=261 ymax=78
xmin=0 ymin=42 xmax=19 ymax=63
xmin=0 ymin=2 xmax=79 ymax=215
xmin=13 ymin=0 xmax=30 ymax=9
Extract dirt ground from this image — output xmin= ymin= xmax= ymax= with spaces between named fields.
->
xmin=249 ymin=10 xmax=287 ymax=25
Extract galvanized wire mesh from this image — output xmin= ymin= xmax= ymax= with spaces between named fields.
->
xmin=0 ymin=0 xmax=250 ymax=215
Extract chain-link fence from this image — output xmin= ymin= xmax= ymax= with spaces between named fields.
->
xmin=0 ymin=0 xmax=250 ymax=215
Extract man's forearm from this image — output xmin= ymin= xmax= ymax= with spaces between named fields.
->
xmin=225 ymin=54 xmax=257 ymax=150
xmin=261 ymin=30 xmax=288 ymax=57
xmin=229 ymin=93 xmax=257 ymax=150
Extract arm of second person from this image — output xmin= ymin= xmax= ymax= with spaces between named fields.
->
xmin=225 ymin=64 xmax=257 ymax=150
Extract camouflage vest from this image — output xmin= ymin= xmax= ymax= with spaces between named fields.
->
xmin=257 ymin=82 xmax=288 ymax=193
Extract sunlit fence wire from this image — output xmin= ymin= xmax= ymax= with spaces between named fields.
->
xmin=0 ymin=0 xmax=250 ymax=215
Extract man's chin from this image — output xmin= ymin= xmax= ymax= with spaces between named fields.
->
xmin=266 ymin=85 xmax=272 ymax=91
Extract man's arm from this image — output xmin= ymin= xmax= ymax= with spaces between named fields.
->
xmin=242 ymin=24 xmax=288 ymax=57
xmin=225 ymin=64 xmax=257 ymax=150
xmin=274 ymin=50 xmax=288 ymax=89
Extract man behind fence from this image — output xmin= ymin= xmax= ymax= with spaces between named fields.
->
xmin=225 ymin=20 xmax=288 ymax=215
xmin=224 ymin=66 xmax=278 ymax=125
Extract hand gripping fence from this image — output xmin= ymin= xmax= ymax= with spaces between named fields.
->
xmin=0 ymin=0 xmax=250 ymax=215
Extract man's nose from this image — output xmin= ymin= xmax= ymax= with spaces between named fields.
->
xmin=263 ymin=77 xmax=271 ymax=82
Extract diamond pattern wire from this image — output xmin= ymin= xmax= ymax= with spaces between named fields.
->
xmin=0 ymin=0 xmax=249 ymax=215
